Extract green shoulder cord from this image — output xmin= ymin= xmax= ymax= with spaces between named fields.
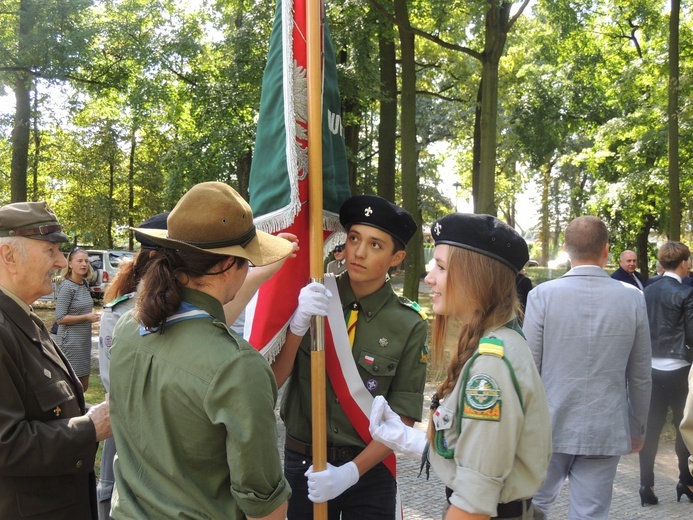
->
xmin=434 ymin=335 xmax=525 ymax=460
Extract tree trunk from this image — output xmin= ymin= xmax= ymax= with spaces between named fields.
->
xmin=127 ymin=126 xmax=137 ymax=251
xmin=237 ymin=149 xmax=252 ymax=200
xmin=394 ymin=0 xmax=421 ymax=301
xmin=472 ymin=81 xmax=482 ymax=211
xmin=31 ymin=85 xmax=40 ymax=202
xmin=539 ymin=165 xmax=550 ymax=267
xmin=10 ymin=74 xmax=31 ymax=202
xmin=476 ymin=2 xmax=513 ymax=217
xmin=377 ymin=33 xmax=397 ymax=201
xmin=342 ymin=98 xmax=360 ymax=194
xmin=668 ymin=0 xmax=680 ymax=241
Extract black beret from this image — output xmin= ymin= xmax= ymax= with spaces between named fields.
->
xmin=134 ymin=212 xmax=169 ymax=249
xmin=0 ymin=201 xmax=68 ymax=243
xmin=430 ymin=213 xmax=529 ymax=273
xmin=339 ymin=195 xmax=417 ymax=247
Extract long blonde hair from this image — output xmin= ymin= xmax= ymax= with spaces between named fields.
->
xmin=427 ymin=246 xmax=520 ymax=444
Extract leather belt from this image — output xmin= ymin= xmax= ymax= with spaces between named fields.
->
xmin=445 ymin=487 xmax=532 ymax=518
xmin=285 ymin=434 xmax=363 ymax=464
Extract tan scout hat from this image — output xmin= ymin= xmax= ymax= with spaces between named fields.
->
xmin=133 ymin=182 xmax=293 ymax=266
xmin=0 ymin=201 xmax=68 ymax=243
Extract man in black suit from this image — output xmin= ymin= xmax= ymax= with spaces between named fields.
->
xmin=611 ymin=249 xmax=645 ymax=290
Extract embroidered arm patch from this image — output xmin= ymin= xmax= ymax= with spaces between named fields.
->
xmin=462 ymin=373 xmax=501 ymax=422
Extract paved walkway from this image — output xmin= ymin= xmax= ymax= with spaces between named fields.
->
xmin=275 ymin=382 xmax=693 ymax=519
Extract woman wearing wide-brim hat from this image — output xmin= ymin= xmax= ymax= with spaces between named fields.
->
xmin=108 ymin=182 xmax=293 ymax=520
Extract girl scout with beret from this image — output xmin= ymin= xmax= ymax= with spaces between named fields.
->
xmin=370 ymin=213 xmax=552 ymax=520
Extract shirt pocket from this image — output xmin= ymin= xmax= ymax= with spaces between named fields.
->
xmin=357 ymin=350 xmax=399 ymax=395
xmin=34 ymin=379 xmax=76 ymax=413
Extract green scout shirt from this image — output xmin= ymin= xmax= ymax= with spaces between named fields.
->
xmin=281 ymin=273 xmax=428 ymax=447
xmin=109 ymin=288 xmax=290 ymax=519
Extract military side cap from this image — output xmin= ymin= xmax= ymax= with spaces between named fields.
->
xmin=0 ymin=201 xmax=68 ymax=243
xmin=430 ymin=213 xmax=528 ymax=273
xmin=339 ymin=195 xmax=417 ymax=247
xmin=134 ymin=212 xmax=169 ymax=249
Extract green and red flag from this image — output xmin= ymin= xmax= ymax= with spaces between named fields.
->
xmin=245 ymin=0 xmax=350 ymax=360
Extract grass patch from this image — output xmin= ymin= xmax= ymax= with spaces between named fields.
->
xmin=85 ymin=373 xmax=106 ymax=477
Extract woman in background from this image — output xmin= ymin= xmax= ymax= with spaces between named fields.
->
xmin=55 ymin=247 xmax=100 ymax=391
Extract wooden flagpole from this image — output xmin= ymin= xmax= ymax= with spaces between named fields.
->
xmin=306 ymin=0 xmax=327 ymax=518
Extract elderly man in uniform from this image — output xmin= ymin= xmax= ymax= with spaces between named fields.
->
xmin=273 ymin=194 xmax=428 ymax=519
xmin=0 ymin=202 xmax=111 ymax=520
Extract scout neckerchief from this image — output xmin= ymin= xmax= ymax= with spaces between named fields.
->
xmin=139 ymin=301 xmax=212 ymax=335
xmin=322 ymin=275 xmax=397 ymax=478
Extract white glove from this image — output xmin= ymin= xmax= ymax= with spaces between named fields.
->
xmin=305 ymin=461 xmax=359 ymax=503
xmin=289 ymin=282 xmax=332 ymax=336
xmin=369 ymin=395 xmax=426 ymax=460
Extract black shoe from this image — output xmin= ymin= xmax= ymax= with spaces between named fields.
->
xmin=676 ymin=481 xmax=693 ymax=503
xmin=639 ymin=486 xmax=658 ymax=506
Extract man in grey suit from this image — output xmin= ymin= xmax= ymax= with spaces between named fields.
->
xmin=524 ymin=216 xmax=652 ymax=519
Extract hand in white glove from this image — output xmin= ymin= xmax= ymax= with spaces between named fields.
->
xmin=369 ymin=395 xmax=427 ymax=460
xmin=289 ymin=282 xmax=332 ymax=336
xmin=305 ymin=461 xmax=359 ymax=503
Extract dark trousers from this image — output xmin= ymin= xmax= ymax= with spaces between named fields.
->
xmin=284 ymin=447 xmax=397 ymax=520
xmin=639 ymin=365 xmax=693 ymax=487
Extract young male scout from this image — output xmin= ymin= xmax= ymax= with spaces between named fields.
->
xmin=272 ymin=195 xmax=428 ymax=519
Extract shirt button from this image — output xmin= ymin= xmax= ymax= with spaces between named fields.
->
xmin=373 ymin=365 xmax=379 ymax=372
xmin=333 ymin=428 xmax=339 ymax=433
xmin=334 ymin=397 xmax=340 ymax=404
xmin=366 ymin=311 xmax=372 ymax=318
xmin=76 ymin=460 xmax=83 ymax=469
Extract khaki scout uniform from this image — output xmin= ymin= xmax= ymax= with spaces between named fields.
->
xmin=282 ymin=273 xmax=428 ymax=445
xmin=429 ymin=324 xmax=551 ymax=518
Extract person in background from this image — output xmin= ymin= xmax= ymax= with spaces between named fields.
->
xmin=524 ymin=216 xmax=651 ymax=519
xmin=638 ymin=241 xmax=693 ymax=505
xmin=0 ymin=201 xmax=111 ymax=519
xmin=273 ymin=194 xmax=428 ymax=519
xmin=647 ymin=261 xmax=665 ymax=286
xmin=370 ymin=213 xmax=551 ymax=520
xmin=611 ymin=249 xmax=645 ymax=290
xmin=96 ymin=212 xmax=168 ymax=520
xmin=326 ymin=243 xmax=347 ymax=276
xmin=108 ymin=182 xmax=292 ymax=520
xmin=515 ymin=262 xmax=533 ymax=322
xmin=55 ymin=247 xmax=101 ymax=392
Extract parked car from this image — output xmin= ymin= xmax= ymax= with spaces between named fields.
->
xmin=86 ymin=250 xmax=135 ymax=300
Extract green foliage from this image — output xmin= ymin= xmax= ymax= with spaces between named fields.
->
xmin=0 ymin=0 xmax=690 ymax=282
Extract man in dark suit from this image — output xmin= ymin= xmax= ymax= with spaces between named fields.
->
xmin=0 ymin=202 xmax=111 ymax=519
xmin=611 ymin=249 xmax=645 ymax=290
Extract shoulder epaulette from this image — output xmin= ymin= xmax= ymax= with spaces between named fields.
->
xmin=398 ymin=296 xmax=428 ymax=320
xmin=478 ymin=336 xmax=504 ymax=357
xmin=104 ymin=292 xmax=136 ymax=310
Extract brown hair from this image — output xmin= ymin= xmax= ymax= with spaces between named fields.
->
xmin=564 ymin=216 xmax=608 ymax=263
xmin=658 ymin=241 xmax=690 ymax=271
xmin=103 ymin=251 xmax=158 ymax=302
xmin=427 ymin=246 xmax=520 ymax=444
xmin=136 ymin=248 xmax=246 ymax=331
